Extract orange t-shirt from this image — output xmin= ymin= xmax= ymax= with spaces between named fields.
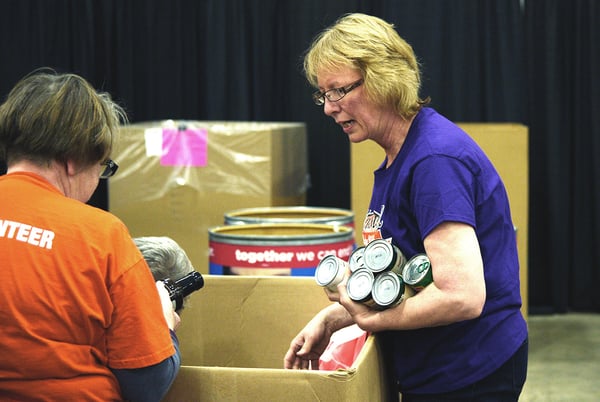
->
xmin=0 ymin=172 xmax=175 ymax=401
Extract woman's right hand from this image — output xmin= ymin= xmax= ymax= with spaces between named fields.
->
xmin=156 ymin=281 xmax=181 ymax=331
xmin=283 ymin=316 xmax=331 ymax=370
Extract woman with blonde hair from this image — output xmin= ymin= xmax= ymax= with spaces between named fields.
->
xmin=285 ymin=14 xmax=527 ymax=401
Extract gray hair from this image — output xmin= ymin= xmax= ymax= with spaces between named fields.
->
xmin=134 ymin=236 xmax=194 ymax=282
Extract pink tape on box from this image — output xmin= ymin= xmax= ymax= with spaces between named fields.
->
xmin=161 ymin=127 xmax=207 ymax=167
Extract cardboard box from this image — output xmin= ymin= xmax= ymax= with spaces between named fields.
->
xmin=351 ymin=123 xmax=529 ymax=319
xmin=163 ymin=275 xmax=391 ymax=402
xmin=108 ymin=121 xmax=308 ymax=274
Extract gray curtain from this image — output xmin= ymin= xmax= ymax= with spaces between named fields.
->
xmin=1 ymin=0 xmax=598 ymax=312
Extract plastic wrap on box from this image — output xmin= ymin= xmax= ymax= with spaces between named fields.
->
xmin=109 ymin=120 xmax=308 ymax=274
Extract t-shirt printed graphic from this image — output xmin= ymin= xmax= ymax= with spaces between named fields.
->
xmin=362 ymin=205 xmax=385 ymax=245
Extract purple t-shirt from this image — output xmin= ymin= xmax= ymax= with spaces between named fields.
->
xmin=364 ymin=108 xmax=527 ymax=393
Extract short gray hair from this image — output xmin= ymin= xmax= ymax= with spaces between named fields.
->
xmin=134 ymin=236 xmax=194 ymax=282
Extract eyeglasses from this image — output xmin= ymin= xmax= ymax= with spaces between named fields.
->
xmin=312 ymin=79 xmax=363 ymax=106
xmin=100 ymin=159 xmax=119 ymax=179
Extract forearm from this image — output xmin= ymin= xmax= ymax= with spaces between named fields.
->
xmin=319 ymin=302 xmax=355 ymax=334
xmin=354 ymin=221 xmax=486 ymax=332
xmin=111 ymin=330 xmax=181 ymax=402
xmin=357 ymin=283 xmax=484 ymax=332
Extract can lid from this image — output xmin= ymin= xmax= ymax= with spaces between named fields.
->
xmin=372 ymin=271 xmax=403 ymax=306
xmin=348 ymin=246 xmax=366 ymax=271
xmin=315 ymin=255 xmax=341 ymax=286
xmin=346 ymin=268 xmax=374 ymax=301
xmin=364 ymin=239 xmax=394 ymax=272
xmin=402 ymin=254 xmax=431 ymax=285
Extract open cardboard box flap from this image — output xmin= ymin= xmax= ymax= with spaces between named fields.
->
xmin=163 ymin=275 xmax=391 ymax=402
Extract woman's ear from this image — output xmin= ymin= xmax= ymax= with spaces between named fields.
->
xmin=64 ymin=160 xmax=78 ymax=176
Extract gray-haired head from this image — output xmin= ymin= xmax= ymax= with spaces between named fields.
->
xmin=134 ymin=236 xmax=194 ymax=282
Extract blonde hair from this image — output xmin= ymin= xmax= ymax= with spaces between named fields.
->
xmin=0 ymin=68 xmax=127 ymax=167
xmin=304 ymin=13 xmax=429 ymax=119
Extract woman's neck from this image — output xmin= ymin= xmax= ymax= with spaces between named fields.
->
xmin=7 ymin=160 xmax=67 ymax=194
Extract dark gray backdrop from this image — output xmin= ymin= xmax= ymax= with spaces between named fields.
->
xmin=1 ymin=0 xmax=598 ymax=313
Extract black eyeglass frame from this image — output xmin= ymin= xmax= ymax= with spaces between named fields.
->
xmin=100 ymin=159 xmax=119 ymax=179
xmin=312 ymin=79 xmax=364 ymax=106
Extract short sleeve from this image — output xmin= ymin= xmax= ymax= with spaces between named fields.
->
xmin=411 ymin=155 xmax=477 ymax=238
xmin=104 ymin=230 xmax=175 ymax=369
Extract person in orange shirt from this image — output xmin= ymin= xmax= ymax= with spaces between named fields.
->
xmin=0 ymin=69 xmax=181 ymax=401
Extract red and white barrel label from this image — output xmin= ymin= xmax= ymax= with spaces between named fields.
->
xmin=209 ymin=240 xmax=355 ymax=268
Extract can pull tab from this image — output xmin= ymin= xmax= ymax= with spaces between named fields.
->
xmin=416 ymin=261 xmax=430 ymax=274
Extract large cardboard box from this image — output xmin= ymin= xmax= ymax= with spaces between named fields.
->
xmin=163 ymin=276 xmax=391 ymax=402
xmin=351 ymin=123 xmax=529 ymax=319
xmin=109 ymin=121 xmax=308 ymax=274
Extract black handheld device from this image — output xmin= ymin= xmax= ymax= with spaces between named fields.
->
xmin=163 ymin=271 xmax=204 ymax=312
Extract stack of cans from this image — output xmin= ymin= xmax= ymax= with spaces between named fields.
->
xmin=314 ymin=254 xmax=349 ymax=292
xmin=315 ymin=239 xmax=433 ymax=310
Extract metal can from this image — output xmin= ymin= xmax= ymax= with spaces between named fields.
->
xmin=348 ymin=246 xmax=367 ymax=272
xmin=315 ymin=255 xmax=348 ymax=292
xmin=371 ymin=271 xmax=415 ymax=309
xmin=363 ymin=239 xmax=407 ymax=274
xmin=402 ymin=254 xmax=433 ymax=292
xmin=346 ymin=268 xmax=376 ymax=306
